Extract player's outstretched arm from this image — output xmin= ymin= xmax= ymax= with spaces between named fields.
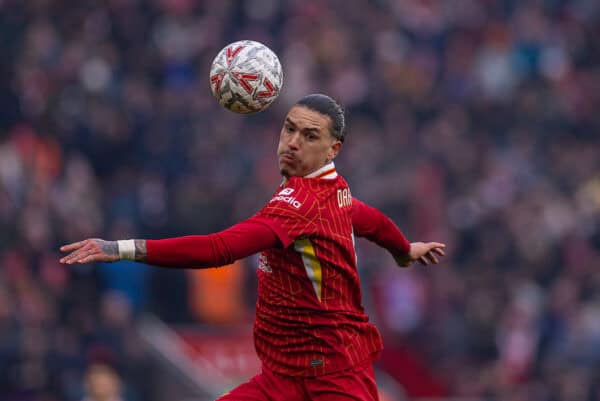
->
xmin=352 ymin=197 xmax=446 ymax=268
xmin=59 ymin=239 xmax=146 ymax=264
xmin=59 ymin=217 xmax=281 ymax=268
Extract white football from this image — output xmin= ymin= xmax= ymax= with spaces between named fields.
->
xmin=209 ymin=40 xmax=283 ymax=114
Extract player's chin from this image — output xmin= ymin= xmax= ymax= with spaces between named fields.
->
xmin=278 ymin=161 xmax=295 ymax=177
xmin=279 ymin=165 xmax=291 ymax=177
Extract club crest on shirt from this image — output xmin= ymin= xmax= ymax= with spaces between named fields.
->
xmin=278 ymin=187 xmax=294 ymax=196
xmin=258 ymin=254 xmax=272 ymax=273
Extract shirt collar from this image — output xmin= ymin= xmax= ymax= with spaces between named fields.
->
xmin=304 ymin=161 xmax=338 ymax=179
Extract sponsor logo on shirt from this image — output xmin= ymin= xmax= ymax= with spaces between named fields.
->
xmin=270 ymin=188 xmax=302 ymax=209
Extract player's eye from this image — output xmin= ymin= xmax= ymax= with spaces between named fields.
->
xmin=285 ymin=125 xmax=294 ymax=133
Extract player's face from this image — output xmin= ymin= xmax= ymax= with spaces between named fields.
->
xmin=277 ymin=106 xmax=342 ymax=178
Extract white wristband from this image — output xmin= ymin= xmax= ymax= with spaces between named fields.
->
xmin=117 ymin=240 xmax=136 ymax=260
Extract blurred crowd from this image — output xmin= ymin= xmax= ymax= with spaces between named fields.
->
xmin=1 ymin=0 xmax=600 ymax=400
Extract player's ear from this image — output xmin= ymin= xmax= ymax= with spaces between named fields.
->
xmin=327 ymin=140 xmax=342 ymax=162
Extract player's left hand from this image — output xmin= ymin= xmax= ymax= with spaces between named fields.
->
xmin=394 ymin=242 xmax=446 ymax=267
xmin=59 ymin=238 xmax=120 ymax=264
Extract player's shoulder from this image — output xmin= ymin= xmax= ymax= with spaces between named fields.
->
xmin=264 ymin=177 xmax=318 ymax=215
xmin=291 ymin=174 xmax=348 ymax=189
xmin=292 ymin=175 xmax=349 ymax=201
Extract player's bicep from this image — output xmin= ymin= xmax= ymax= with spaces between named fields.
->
xmin=146 ymin=218 xmax=282 ymax=268
xmin=351 ymin=197 xmax=411 ymax=255
xmin=351 ymin=197 xmax=381 ymax=237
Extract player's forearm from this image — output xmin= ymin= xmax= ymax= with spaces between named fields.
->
xmin=108 ymin=233 xmax=228 ymax=267
xmin=110 ymin=233 xmax=234 ymax=268
xmin=145 ymin=234 xmax=234 ymax=268
xmin=114 ymin=236 xmax=228 ymax=268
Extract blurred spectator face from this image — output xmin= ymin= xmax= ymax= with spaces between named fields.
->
xmin=101 ymin=291 xmax=133 ymax=330
xmin=277 ymin=106 xmax=340 ymax=178
xmin=84 ymin=363 xmax=123 ymax=401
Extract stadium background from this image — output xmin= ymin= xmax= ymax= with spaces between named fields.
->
xmin=1 ymin=0 xmax=600 ymax=400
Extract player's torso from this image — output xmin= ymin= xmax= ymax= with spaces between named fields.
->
xmin=258 ymin=176 xmax=358 ymax=310
xmin=254 ymin=175 xmax=382 ymax=376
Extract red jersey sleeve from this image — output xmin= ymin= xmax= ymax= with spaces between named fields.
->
xmin=146 ymin=216 xmax=280 ymax=268
xmin=352 ymin=197 xmax=411 ymax=256
xmin=253 ymin=177 xmax=319 ymax=248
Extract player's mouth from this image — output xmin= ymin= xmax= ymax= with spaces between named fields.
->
xmin=279 ymin=153 xmax=297 ymax=164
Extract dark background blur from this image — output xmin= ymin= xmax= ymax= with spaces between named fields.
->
xmin=1 ymin=0 xmax=600 ymax=400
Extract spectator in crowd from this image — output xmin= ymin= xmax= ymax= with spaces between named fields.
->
xmin=82 ymin=363 xmax=124 ymax=401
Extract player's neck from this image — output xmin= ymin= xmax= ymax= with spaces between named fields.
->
xmin=281 ymin=162 xmax=337 ymax=185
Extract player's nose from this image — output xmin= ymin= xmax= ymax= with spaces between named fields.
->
xmin=287 ymin=132 xmax=301 ymax=149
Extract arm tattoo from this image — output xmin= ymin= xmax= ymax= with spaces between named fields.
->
xmin=134 ymin=239 xmax=147 ymax=262
xmin=100 ymin=240 xmax=119 ymax=256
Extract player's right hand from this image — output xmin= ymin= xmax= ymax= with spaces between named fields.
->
xmin=59 ymin=239 xmax=120 ymax=264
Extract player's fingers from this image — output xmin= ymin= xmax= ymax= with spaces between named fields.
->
xmin=429 ymin=242 xmax=446 ymax=248
xmin=432 ymin=247 xmax=445 ymax=257
xmin=419 ymin=256 xmax=429 ymax=266
xmin=61 ymin=248 xmax=94 ymax=264
xmin=60 ymin=253 xmax=82 ymax=264
xmin=426 ymin=252 xmax=439 ymax=264
xmin=60 ymin=240 xmax=87 ymax=252
xmin=60 ymin=251 xmax=82 ymax=264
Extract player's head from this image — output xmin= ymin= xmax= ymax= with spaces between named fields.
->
xmin=277 ymin=94 xmax=345 ymax=178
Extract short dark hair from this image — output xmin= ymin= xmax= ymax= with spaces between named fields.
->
xmin=296 ymin=94 xmax=345 ymax=143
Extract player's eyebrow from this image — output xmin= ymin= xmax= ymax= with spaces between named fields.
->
xmin=285 ymin=117 xmax=321 ymax=134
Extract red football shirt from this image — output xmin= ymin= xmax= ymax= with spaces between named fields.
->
xmin=250 ymin=164 xmax=384 ymax=377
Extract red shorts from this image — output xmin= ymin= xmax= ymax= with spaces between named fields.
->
xmin=216 ymin=361 xmax=379 ymax=401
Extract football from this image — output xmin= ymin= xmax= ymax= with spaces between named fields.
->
xmin=209 ymin=40 xmax=283 ymax=114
